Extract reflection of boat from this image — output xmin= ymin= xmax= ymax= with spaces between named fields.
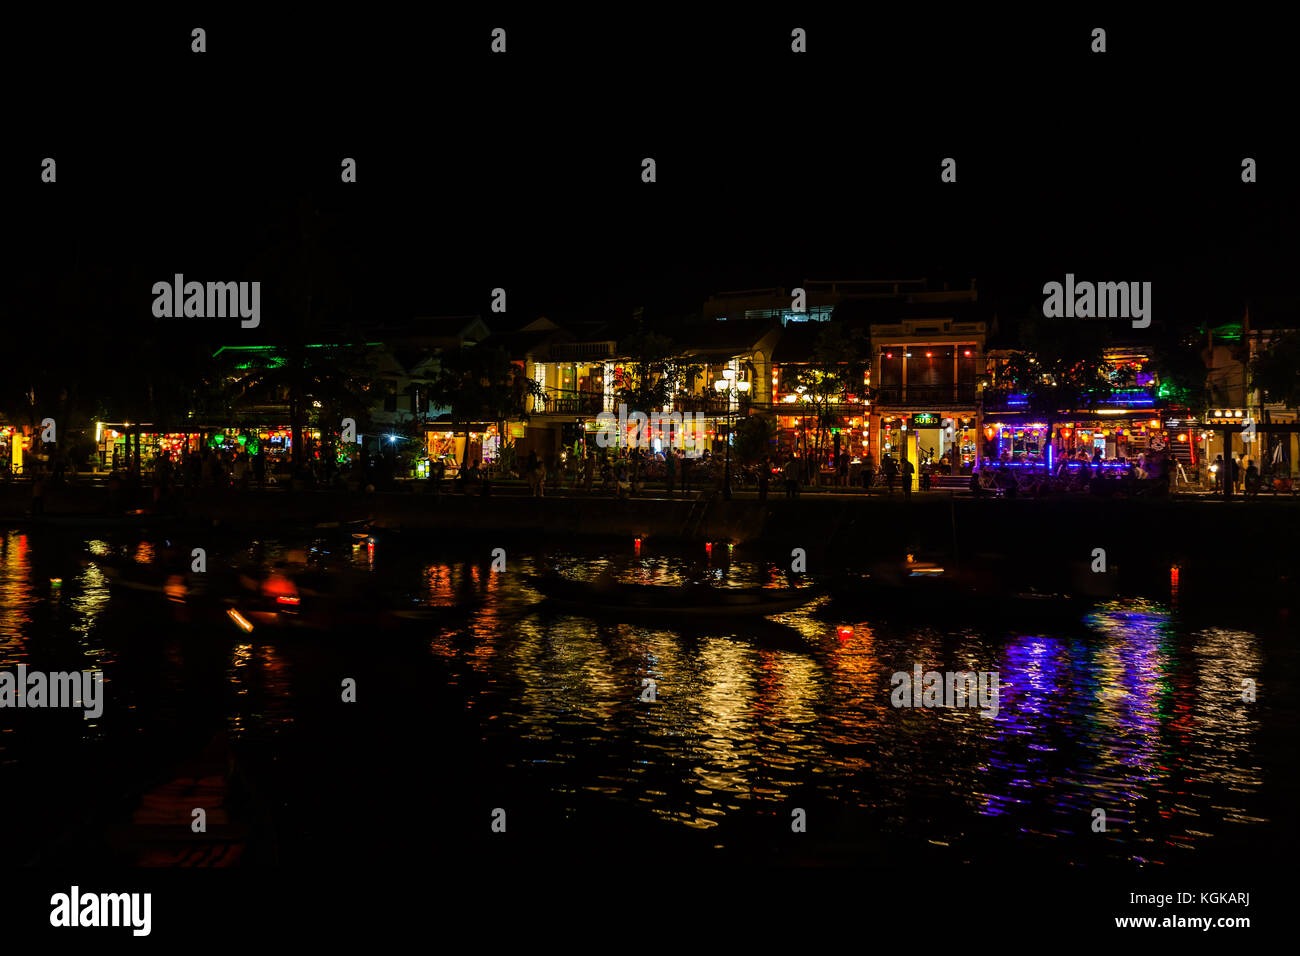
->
xmin=99 ymin=560 xmax=481 ymax=633
xmin=528 ymin=573 xmax=820 ymax=617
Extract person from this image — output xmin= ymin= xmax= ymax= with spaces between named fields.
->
xmin=901 ymin=457 xmax=914 ymax=498
xmin=1092 ymin=448 xmax=1103 ymax=466
xmin=1230 ymin=454 xmax=1241 ymax=494
xmin=920 ymin=459 xmax=932 ymax=491
xmin=837 ymin=450 xmax=849 ymax=487
xmin=665 ymin=449 xmax=676 ymax=497
xmin=863 ymin=453 xmax=876 ymax=492
xmin=968 ymin=468 xmax=983 ymax=498
xmin=582 ymin=452 xmax=594 ymax=494
xmin=253 ymin=450 xmax=266 ymax=490
xmin=783 ymin=454 xmax=800 ymax=499
xmin=1212 ymin=454 xmax=1225 ymax=494
xmin=681 ymin=454 xmax=692 ymax=496
xmin=882 ymin=454 xmax=898 ymax=493
xmin=1245 ymin=459 xmax=1260 ymax=497
xmin=758 ymin=456 xmax=770 ymax=502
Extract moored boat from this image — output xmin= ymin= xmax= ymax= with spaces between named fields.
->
xmin=527 ymin=573 xmax=820 ymax=617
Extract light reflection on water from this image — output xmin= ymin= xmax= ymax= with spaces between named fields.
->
xmin=0 ymin=530 xmax=1283 ymax=864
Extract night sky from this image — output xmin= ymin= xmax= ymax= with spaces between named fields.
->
xmin=4 ymin=11 xmax=1296 ymax=335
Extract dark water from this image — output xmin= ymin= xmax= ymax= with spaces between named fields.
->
xmin=1 ymin=528 xmax=1295 ymax=869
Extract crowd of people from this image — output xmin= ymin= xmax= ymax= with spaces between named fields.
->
xmin=14 ymin=438 xmax=1287 ymax=516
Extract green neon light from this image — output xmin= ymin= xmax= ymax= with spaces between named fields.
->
xmin=213 ymin=343 xmax=383 ymax=358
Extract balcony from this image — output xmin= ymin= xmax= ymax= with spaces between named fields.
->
xmin=873 ymin=385 xmax=977 ymax=406
xmin=539 ymin=390 xmax=610 ymax=416
xmin=980 ymin=386 xmax=1162 ymax=415
xmin=672 ymin=395 xmax=736 ymax=416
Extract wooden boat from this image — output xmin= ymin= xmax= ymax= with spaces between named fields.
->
xmin=528 ymin=573 xmax=820 ymax=617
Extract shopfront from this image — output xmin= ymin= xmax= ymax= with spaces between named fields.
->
xmin=425 ymin=423 xmax=500 ymax=476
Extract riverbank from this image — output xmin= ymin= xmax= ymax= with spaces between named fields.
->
xmin=4 ymin=482 xmax=1299 ymax=580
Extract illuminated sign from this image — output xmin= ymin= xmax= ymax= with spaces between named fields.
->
xmin=911 ymin=413 xmax=941 ymax=427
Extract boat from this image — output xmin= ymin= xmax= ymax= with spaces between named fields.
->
xmin=527 ymin=573 xmax=820 ymax=617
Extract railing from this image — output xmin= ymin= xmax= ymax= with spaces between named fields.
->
xmin=980 ymin=387 xmax=1162 ymax=413
xmin=873 ymin=385 xmax=977 ymax=405
xmin=672 ymin=395 xmax=738 ymax=415
xmin=541 ymin=391 xmax=610 ymax=415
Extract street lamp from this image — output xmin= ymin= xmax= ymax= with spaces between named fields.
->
xmin=713 ymin=370 xmax=748 ymax=500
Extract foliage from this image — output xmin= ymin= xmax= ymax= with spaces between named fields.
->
xmin=610 ymin=321 xmax=701 ymax=413
xmin=1250 ymin=331 xmax=1300 ymax=408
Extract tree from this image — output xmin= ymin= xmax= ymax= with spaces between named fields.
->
xmin=423 ymin=345 xmax=546 ymax=469
xmin=733 ymin=411 xmax=776 ymax=466
xmin=607 ymin=320 xmax=701 ymax=486
xmin=992 ymin=312 xmax=1120 ymax=461
xmin=1148 ymin=322 xmax=1211 ymax=409
xmin=216 ymin=341 xmax=379 ymax=469
xmin=611 ymin=321 xmax=701 ymax=416
xmin=242 ymin=197 xmax=363 ymax=469
xmin=786 ymin=324 xmax=868 ymax=479
xmin=1250 ymin=331 xmax=1300 ymax=409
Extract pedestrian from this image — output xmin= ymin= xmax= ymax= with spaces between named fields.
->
xmin=837 ymin=450 xmax=849 ymax=487
xmin=901 ymin=457 xmax=914 ymax=498
xmin=582 ymin=452 xmax=594 ymax=494
xmin=783 ymin=454 xmax=800 ymax=499
xmin=665 ymin=449 xmax=676 ymax=497
xmin=863 ymin=453 xmax=876 ymax=492
xmin=883 ymin=454 xmax=897 ymax=493
xmin=681 ymin=454 xmax=692 ymax=496
xmin=253 ymin=450 xmax=266 ymax=490
xmin=758 ymin=456 xmax=770 ymax=502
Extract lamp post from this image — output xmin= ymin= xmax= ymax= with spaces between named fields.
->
xmin=713 ymin=369 xmax=750 ymax=500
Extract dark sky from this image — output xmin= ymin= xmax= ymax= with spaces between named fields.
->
xmin=3 ymin=11 xmax=1296 ymax=340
